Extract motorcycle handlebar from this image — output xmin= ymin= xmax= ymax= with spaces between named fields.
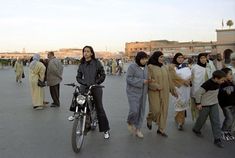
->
xmin=64 ymin=83 xmax=104 ymax=90
xmin=88 ymin=84 xmax=104 ymax=90
xmin=64 ymin=83 xmax=76 ymax=87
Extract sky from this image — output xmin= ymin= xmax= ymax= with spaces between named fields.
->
xmin=0 ymin=0 xmax=235 ymax=52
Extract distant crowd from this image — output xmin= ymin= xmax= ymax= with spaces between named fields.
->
xmin=126 ymin=51 xmax=235 ymax=149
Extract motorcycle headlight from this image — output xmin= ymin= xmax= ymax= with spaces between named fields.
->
xmin=76 ymin=95 xmax=86 ymax=105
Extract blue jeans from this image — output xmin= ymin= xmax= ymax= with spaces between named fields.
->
xmin=222 ymin=105 xmax=235 ymax=132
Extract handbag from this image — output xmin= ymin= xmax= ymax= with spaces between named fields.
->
xmin=38 ymin=79 xmax=46 ymax=87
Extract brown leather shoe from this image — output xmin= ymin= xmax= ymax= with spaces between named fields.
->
xmin=43 ymin=101 xmax=49 ymax=104
xmin=157 ymin=130 xmax=168 ymax=137
xmin=147 ymin=122 xmax=152 ymax=130
xmin=50 ymin=104 xmax=60 ymax=107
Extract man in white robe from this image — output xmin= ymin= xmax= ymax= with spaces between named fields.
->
xmin=29 ymin=54 xmax=46 ymax=110
xmin=14 ymin=59 xmax=24 ymax=83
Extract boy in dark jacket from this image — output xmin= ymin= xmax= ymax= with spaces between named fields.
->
xmin=218 ymin=68 xmax=235 ymax=140
xmin=193 ymin=70 xmax=226 ymax=148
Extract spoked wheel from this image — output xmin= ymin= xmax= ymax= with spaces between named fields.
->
xmin=72 ymin=115 xmax=85 ymax=153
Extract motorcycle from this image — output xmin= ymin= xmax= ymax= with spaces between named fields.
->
xmin=65 ymin=83 xmax=103 ymax=153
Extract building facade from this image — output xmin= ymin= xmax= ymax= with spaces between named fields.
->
xmin=216 ymin=29 xmax=235 ymax=63
xmin=40 ymin=48 xmax=83 ymax=59
xmin=125 ymin=40 xmax=216 ymax=58
xmin=125 ymin=29 xmax=235 ymax=60
xmin=0 ymin=48 xmax=121 ymax=60
xmin=0 ymin=52 xmax=34 ymax=59
xmin=1 ymin=29 xmax=234 ymax=61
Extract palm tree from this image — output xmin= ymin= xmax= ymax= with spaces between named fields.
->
xmin=226 ymin=20 xmax=234 ymax=28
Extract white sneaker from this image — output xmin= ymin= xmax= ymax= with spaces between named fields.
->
xmin=127 ymin=123 xmax=136 ymax=135
xmin=35 ymin=106 xmax=43 ymax=110
xmin=68 ymin=116 xmax=75 ymax=121
xmin=136 ymin=130 xmax=144 ymax=138
xmin=221 ymin=132 xmax=226 ymax=141
xmin=228 ymin=132 xmax=235 ymax=140
xmin=104 ymin=131 xmax=110 ymax=139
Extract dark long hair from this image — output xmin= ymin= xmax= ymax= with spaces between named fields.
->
xmin=80 ymin=46 xmax=96 ymax=64
xmin=148 ymin=51 xmax=164 ymax=67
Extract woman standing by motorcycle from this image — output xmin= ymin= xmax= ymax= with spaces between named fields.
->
xmin=75 ymin=45 xmax=110 ymax=139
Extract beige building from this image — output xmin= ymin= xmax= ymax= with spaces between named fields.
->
xmin=125 ymin=29 xmax=235 ymax=60
xmin=40 ymin=49 xmax=120 ymax=59
xmin=0 ymin=49 xmax=83 ymax=60
xmin=1 ymin=28 xmax=234 ymax=61
xmin=40 ymin=48 xmax=83 ymax=59
xmin=0 ymin=52 xmax=34 ymax=59
xmin=0 ymin=48 xmax=121 ymax=60
xmin=216 ymin=29 xmax=235 ymax=63
xmin=125 ymin=40 xmax=216 ymax=58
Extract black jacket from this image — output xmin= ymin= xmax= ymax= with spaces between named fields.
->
xmin=218 ymin=81 xmax=235 ymax=108
xmin=76 ymin=59 xmax=105 ymax=89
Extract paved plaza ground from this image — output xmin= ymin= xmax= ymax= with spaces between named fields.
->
xmin=0 ymin=65 xmax=234 ymax=158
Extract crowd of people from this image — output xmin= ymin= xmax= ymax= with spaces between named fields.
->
xmin=13 ymin=46 xmax=235 ymax=147
xmin=102 ymin=58 xmax=125 ymax=76
xmin=14 ymin=52 xmax=63 ymax=110
xmin=29 ymin=52 xmax=63 ymax=110
xmin=126 ymin=51 xmax=235 ymax=148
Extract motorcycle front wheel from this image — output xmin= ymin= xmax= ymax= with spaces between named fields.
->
xmin=71 ymin=115 xmax=85 ymax=153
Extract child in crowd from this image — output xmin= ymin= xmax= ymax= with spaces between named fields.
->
xmin=192 ymin=70 xmax=226 ymax=148
xmin=218 ymin=68 xmax=235 ymax=140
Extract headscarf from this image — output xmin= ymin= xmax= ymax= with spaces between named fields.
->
xmin=135 ymin=51 xmax=148 ymax=67
xmin=148 ymin=51 xmax=164 ymax=67
xmin=172 ymin=53 xmax=183 ymax=66
xmin=216 ymin=54 xmax=222 ymax=61
xmin=230 ymin=52 xmax=235 ymax=60
xmin=197 ymin=53 xmax=207 ymax=68
xmin=29 ymin=53 xmax=40 ymax=69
